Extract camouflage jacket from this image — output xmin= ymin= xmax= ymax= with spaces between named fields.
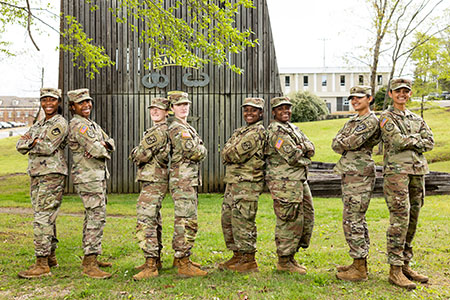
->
xmin=130 ymin=122 xmax=170 ymax=182
xmin=265 ymin=120 xmax=315 ymax=181
xmin=332 ymin=112 xmax=381 ymax=176
xmin=380 ymin=106 xmax=434 ymax=175
xmin=222 ymin=121 xmax=266 ymax=183
xmin=168 ymin=117 xmax=207 ymax=187
xmin=68 ymin=114 xmax=115 ymax=184
xmin=16 ymin=114 xmax=68 ymax=177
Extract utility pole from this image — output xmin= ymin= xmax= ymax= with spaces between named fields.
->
xmin=319 ymin=38 xmax=329 ymax=67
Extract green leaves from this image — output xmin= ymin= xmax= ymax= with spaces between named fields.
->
xmin=60 ymin=15 xmax=114 ymax=79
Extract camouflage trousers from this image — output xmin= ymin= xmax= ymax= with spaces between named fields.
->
xmin=75 ymin=180 xmax=107 ymax=255
xmin=300 ymin=181 xmax=314 ymax=249
xmin=384 ymin=173 xmax=424 ymax=266
xmin=267 ymin=180 xmax=305 ymax=257
xmin=136 ymin=181 xmax=168 ymax=258
xmin=341 ymin=174 xmax=375 ymax=259
xmin=170 ymin=182 xmax=198 ymax=258
xmin=30 ymin=174 xmax=65 ymax=257
xmin=221 ymin=181 xmax=264 ymax=254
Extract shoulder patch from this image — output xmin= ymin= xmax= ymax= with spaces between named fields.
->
xmin=355 ymin=124 xmax=367 ymax=132
xmin=79 ymin=125 xmax=88 ymax=134
xmin=385 ymin=123 xmax=394 ymax=132
xmin=181 ymin=131 xmax=191 ymax=139
xmin=241 ymin=140 xmax=253 ymax=151
xmin=275 ymin=138 xmax=284 ymax=149
xmin=380 ymin=118 xmax=388 ymax=128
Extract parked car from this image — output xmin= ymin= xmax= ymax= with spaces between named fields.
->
xmin=0 ymin=121 xmax=12 ymax=128
xmin=426 ymin=92 xmax=441 ymax=100
xmin=441 ymin=91 xmax=450 ymax=100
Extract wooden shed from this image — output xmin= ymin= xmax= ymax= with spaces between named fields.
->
xmin=59 ymin=0 xmax=282 ymax=193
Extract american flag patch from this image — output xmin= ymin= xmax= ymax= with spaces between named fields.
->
xmin=380 ymin=118 xmax=388 ymax=128
xmin=79 ymin=125 xmax=88 ymax=134
xmin=275 ymin=138 xmax=284 ymax=149
xmin=181 ymin=131 xmax=191 ymax=139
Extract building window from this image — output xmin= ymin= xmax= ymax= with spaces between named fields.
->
xmin=303 ymin=76 xmax=308 ymax=86
xmin=377 ymin=75 xmax=383 ymax=85
xmin=340 ymin=75 xmax=345 ymax=86
xmin=322 ymin=75 xmax=327 ymax=86
xmin=344 ymin=98 xmax=350 ymax=106
xmin=13 ymin=100 xmax=19 ymax=105
xmin=0 ymin=111 xmax=3 ymax=117
xmin=285 ymin=76 xmax=290 ymax=87
xmin=8 ymin=111 xmax=12 ymax=118
xmin=16 ymin=111 xmax=21 ymax=117
xmin=358 ymin=75 xmax=364 ymax=85
xmin=25 ymin=111 xmax=29 ymax=117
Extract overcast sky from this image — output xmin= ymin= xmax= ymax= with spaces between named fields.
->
xmin=0 ymin=1 xmax=372 ymax=97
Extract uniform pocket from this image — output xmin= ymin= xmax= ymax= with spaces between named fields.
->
xmin=273 ymin=199 xmax=299 ymax=221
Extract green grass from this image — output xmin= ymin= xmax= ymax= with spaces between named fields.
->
xmin=297 ymin=107 xmax=450 ymax=170
xmin=0 ymin=136 xmax=28 ymax=176
xmin=0 ymin=194 xmax=449 ymax=299
xmin=1 ymin=108 xmax=450 ymax=299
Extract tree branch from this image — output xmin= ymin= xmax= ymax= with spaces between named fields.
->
xmin=25 ymin=0 xmax=39 ymax=51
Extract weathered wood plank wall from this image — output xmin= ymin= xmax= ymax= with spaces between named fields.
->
xmin=59 ymin=0 xmax=282 ymax=193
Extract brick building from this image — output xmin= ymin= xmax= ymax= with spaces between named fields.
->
xmin=0 ymin=96 xmax=41 ymax=126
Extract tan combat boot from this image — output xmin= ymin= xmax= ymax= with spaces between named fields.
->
xmin=133 ymin=258 xmax=158 ymax=280
xmin=18 ymin=256 xmax=51 ymax=279
xmin=95 ymin=256 xmax=112 ymax=268
xmin=48 ymin=250 xmax=58 ymax=268
xmin=336 ymin=258 xmax=368 ymax=281
xmin=336 ymin=261 xmax=353 ymax=272
xmin=218 ymin=251 xmax=242 ymax=270
xmin=177 ymin=256 xmax=207 ymax=277
xmin=290 ymin=254 xmax=307 ymax=273
xmin=136 ymin=256 xmax=162 ymax=271
xmin=82 ymin=254 xmax=112 ymax=279
xmin=402 ymin=262 xmax=429 ymax=283
xmin=389 ymin=265 xmax=416 ymax=289
xmin=277 ymin=255 xmax=306 ymax=274
xmin=173 ymin=257 xmax=201 ymax=268
xmin=229 ymin=252 xmax=258 ymax=273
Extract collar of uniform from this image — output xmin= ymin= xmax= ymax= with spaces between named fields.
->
xmin=172 ymin=117 xmax=188 ymax=126
xmin=38 ymin=114 xmax=59 ymax=126
xmin=248 ymin=120 xmax=263 ymax=128
xmin=392 ymin=106 xmax=407 ymax=116
xmin=73 ymin=113 xmax=93 ymax=125
xmin=353 ymin=111 xmax=372 ymax=122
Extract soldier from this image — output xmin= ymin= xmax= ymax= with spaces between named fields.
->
xmin=380 ymin=78 xmax=434 ymax=289
xmin=219 ymin=97 xmax=266 ymax=273
xmin=332 ymin=86 xmax=381 ymax=281
xmin=167 ymin=91 xmax=207 ymax=277
xmin=130 ymin=97 xmax=170 ymax=280
xmin=266 ymin=96 xmax=315 ymax=274
xmin=16 ymin=88 xmax=68 ymax=279
xmin=67 ymin=88 xmax=115 ymax=279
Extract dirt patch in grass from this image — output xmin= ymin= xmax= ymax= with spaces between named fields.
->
xmin=0 ymin=206 xmax=133 ymax=218
xmin=0 ymin=173 xmax=26 ymax=180
xmin=0 ymin=285 xmax=73 ymax=299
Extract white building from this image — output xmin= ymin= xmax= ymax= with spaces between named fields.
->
xmin=280 ymin=66 xmax=391 ymax=113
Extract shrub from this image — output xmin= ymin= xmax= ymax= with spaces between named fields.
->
xmin=288 ymin=91 xmax=329 ymax=122
xmin=373 ymin=86 xmax=392 ymax=110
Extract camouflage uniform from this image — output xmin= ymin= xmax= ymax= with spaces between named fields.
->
xmin=221 ymin=98 xmax=266 ymax=254
xmin=130 ymin=98 xmax=170 ymax=259
xmin=16 ymin=89 xmax=68 ymax=257
xmin=68 ymin=89 xmax=115 ymax=256
xmin=168 ymin=94 xmax=207 ymax=259
xmin=266 ymin=97 xmax=315 ymax=257
xmin=332 ymin=89 xmax=381 ymax=259
xmin=300 ymin=181 xmax=314 ymax=249
xmin=380 ymin=92 xmax=434 ymax=266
